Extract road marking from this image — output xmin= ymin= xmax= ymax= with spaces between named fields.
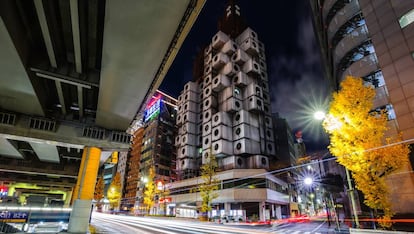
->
xmin=311 ymin=220 xmax=326 ymax=233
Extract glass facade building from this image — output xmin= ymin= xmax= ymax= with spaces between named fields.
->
xmin=310 ymin=0 xmax=414 ymax=214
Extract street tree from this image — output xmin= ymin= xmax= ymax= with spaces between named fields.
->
xmin=107 ymin=172 xmax=122 ymax=210
xmin=196 ymin=150 xmax=219 ymax=219
xmin=143 ymin=167 xmax=156 ymax=214
xmin=94 ymin=176 xmax=105 ymax=211
xmin=323 ymin=76 xmax=410 ymax=228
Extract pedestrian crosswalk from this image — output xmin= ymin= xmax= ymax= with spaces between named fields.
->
xmin=251 ymin=223 xmax=330 ymax=234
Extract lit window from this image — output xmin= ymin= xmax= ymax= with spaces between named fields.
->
xmin=399 ymin=9 xmax=414 ymax=28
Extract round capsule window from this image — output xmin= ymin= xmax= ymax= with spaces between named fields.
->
xmin=261 ymin=157 xmax=267 ymax=165
xmin=235 ymin=114 xmax=240 ymax=121
xmin=237 ymin=158 xmax=243 ymax=166
xmin=236 ymin=128 xmax=241 ymax=135
xmin=236 ymin=143 xmax=242 ymax=150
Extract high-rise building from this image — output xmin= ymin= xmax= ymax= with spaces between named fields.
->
xmin=123 ymin=90 xmax=177 ymax=214
xmin=169 ymin=2 xmax=289 ymax=221
xmin=310 ymin=0 xmax=414 ymax=214
xmin=121 ymin=129 xmax=144 ymax=211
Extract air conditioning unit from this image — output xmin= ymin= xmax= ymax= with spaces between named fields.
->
xmin=262 ymin=92 xmax=271 ymax=104
xmin=233 ymin=123 xmax=251 ymax=141
xmin=178 ymin=145 xmax=197 ymax=159
xmin=176 ymin=113 xmax=184 ymax=126
xmin=175 ymin=135 xmax=181 ymax=147
xmin=182 ymin=122 xmax=198 ymax=135
xmin=202 ymin=109 xmax=216 ymax=123
xmin=212 ymin=124 xmax=232 ymax=141
xmin=212 ymin=31 xmax=230 ymax=49
xmin=265 ymin=141 xmax=276 ymax=156
xmin=235 ymin=27 xmax=258 ymax=44
xmin=183 ymin=111 xmax=198 ymax=123
xmin=240 ymin=37 xmax=259 ymax=56
xmin=204 ymin=85 xmax=213 ymax=98
xmin=178 ymin=93 xmax=184 ymax=104
xmin=218 ymin=86 xmax=231 ymax=103
xmin=221 ymin=40 xmax=237 ymax=55
xmin=212 ymin=139 xmax=233 ymax=157
xmin=212 ymin=52 xmax=229 ymax=70
xmin=264 ymin=127 xmax=274 ymax=141
xmin=259 ymin=70 xmax=268 ymax=81
xmin=234 ymin=138 xmax=259 ymax=155
xmin=247 ymin=155 xmax=269 ymax=169
xmin=203 ymin=96 xmax=217 ymax=111
xmin=258 ymin=59 xmax=267 ymax=72
xmin=242 ymin=59 xmax=261 ymax=77
xmin=243 ymin=83 xmax=262 ymax=99
xmin=244 ymin=95 xmax=264 ymax=112
xmin=264 ymin=116 xmax=273 ymax=129
xmin=181 ymin=133 xmax=198 ymax=146
xmin=204 ymin=44 xmax=213 ymax=56
xmin=203 ymin=74 xmax=213 ymax=87
xmin=202 ymin=134 xmax=212 ymax=150
xmin=262 ymin=82 xmax=270 ymax=93
xmin=263 ymin=104 xmax=271 ymax=115
xmin=202 ymin=149 xmax=211 ymax=164
xmin=212 ymin=74 xmax=230 ymax=92
xmin=231 ymin=48 xmax=250 ymax=65
xmin=204 ymin=52 xmax=213 ymax=64
xmin=183 ymin=90 xmax=199 ymax=103
xmin=220 ymin=62 xmax=240 ymax=77
xmin=233 ymin=110 xmax=250 ymax=126
xmin=212 ymin=111 xmax=232 ymax=127
xmin=219 ymin=97 xmax=242 ymax=113
xmin=202 ymin=121 xmax=212 ymax=137
xmin=183 ymin=100 xmax=199 ymax=113
xmin=178 ymin=158 xmax=196 ymax=170
xmin=250 ymin=127 xmax=260 ymax=142
xmin=233 ymin=71 xmax=253 ymax=87
xmin=220 ymin=156 xmax=245 ymax=170
xmin=184 ymin=81 xmax=200 ymax=93
xmin=258 ymin=41 xmax=265 ymax=53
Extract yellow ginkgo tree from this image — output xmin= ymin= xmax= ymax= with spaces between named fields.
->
xmin=323 ymin=76 xmax=410 ymax=228
xmin=192 ymin=150 xmax=219 ymax=220
xmin=94 ymin=176 xmax=105 ymax=212
xmin=107 ymin=172 xmax=122 ymax=210
xmin=143 ymin=167 xmax=156 ymax=214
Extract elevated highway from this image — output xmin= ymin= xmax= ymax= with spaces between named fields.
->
xmin=0 ymin=0 xmax=205 ymax=231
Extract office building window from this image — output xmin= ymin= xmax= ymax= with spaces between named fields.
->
xmin=399 ymin=9 xmax=414 ymax=28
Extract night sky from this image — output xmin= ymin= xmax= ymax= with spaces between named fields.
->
xmin=160 ymin=0 xmax=330 ymax=152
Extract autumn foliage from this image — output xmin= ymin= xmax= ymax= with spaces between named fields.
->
xmin=94 ymin=176 xmax=105 ymax=211
xmin=323 ymin=76 xmax=410 ymax=228
xmin=143 ymin=167 xmax=156 ymax=213
xmin=197 ymin=151 xmax=219 ymax=215
xmin=107 ymin=172 xmax=122 ymax=210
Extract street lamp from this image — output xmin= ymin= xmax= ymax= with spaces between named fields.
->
xmin=316 ymin=111 xmax=360 ymax=228
xmin=304 ymin=177 xmax=313 ymax=186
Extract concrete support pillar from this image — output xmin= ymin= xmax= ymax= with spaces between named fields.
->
xmin=68 ymin=147 xmax=101 ymax=233
xmin=259 ymin=201 xmax=265 ymax=221
xmin=224 ymin=202 xmax=230 ymax=215
xmin=275 ymin=205 xmax=282 ymax=220
xmin=271 ymin=204 xmax=275 ymax=219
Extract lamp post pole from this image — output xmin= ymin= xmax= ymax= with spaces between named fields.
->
xmin=345 ymin=167 xmax=359 ymax=228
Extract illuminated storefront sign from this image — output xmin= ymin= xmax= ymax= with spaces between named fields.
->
xmin=144 ymin=95 xmax=162 ymax=122
xmin=0 ymin=211 xmax=28 ymax=223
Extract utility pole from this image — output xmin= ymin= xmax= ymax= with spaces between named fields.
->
xmin=346 ymin=168 xmax=359 ymax=228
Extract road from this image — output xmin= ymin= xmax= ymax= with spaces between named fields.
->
xmin=91 ymin=212 xmax=347 ymax=234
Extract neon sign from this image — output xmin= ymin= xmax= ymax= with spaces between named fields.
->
xmin=144 ymin=96 xmax=162 ymax=122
